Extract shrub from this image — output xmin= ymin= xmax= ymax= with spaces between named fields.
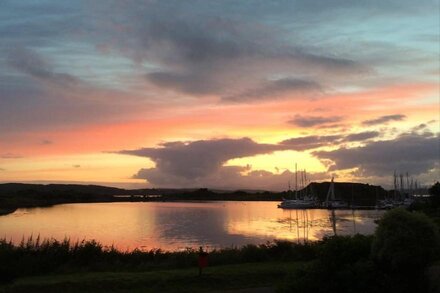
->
xmin=278 ymin=235 xmax=377 ymax=293
xmin=371 ymin=208 xmax=440 ymax=275
xmin=318 ymin=234 xmax=373 ymax=269
xmin=429 ymin=182 xmax=440 ymax=208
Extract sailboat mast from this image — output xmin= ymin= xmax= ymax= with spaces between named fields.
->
xmin=295 ymin=163 xmax=298 ymax=199
xmin=331 ymin=177 xmax=335 ymax=200
xmin=304 ymin=170 xmax=308 ymax=196
xmin=326 ymin=176 xmax=335 ymax=204
xmin=400 ymin=173 xmax=404 ymax=200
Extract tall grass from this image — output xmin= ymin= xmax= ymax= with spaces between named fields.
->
xmin=0 ymin=236 xmax=319 ymax=282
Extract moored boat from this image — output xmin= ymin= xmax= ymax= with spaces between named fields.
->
xmin=277 ymin=165 xmax=319 ymax=209
xmin=323 ymin=177 xmax=349 ymax=209
xmin=278 ymin=197 xmax=318 ymax=209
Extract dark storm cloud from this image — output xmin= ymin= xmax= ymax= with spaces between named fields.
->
xmin=134 ymin=15 xmax=367 ymax=103
xmin=133 ymin=165 xmax=329 ymax=191
xmin=139 ymin=17 xmax=365 ymax=98
xmin=132 ymin=165 xmax=250 ymax=188
xmin=118 ymin=138 xmax=283 ymax=179
xmin=412 ymin=123 xmax=428 ymax=131
xmin=313 ymin=133 xmax=439 ymax=176
xmin=280 ymin=135 xmax=344 ymax=150
xmin=344 ymin=131 xmax=380 ymax=142
xmin=137 ymin=16 xmax=365 ymax=72
xmin=0 ymin=1 xmax=80 ymax=47
xmin=120 ymin=136 xmax=335 ymax=189
xmin=8 ymin=47 xmax=81 ymax=88
xmin=223 ymin=78 xmax=322 ymax=102
xmin=119 ymin=124 xmax=438 ymax=189
xmin=1 ymin=0 xmax=437 ymax=138
xmin=143 ymin=18 xmax=257 ymax=63
xmin=82 ymin=0 xmax=435 ymax=106
xmin=119 ymin=131 xmax=385 ymax=189
xmin=120 ymin=132 xmax=375 ymax=181
xmin=147 ymin=71 xmax=222 ymax=95
xmin=94 ymin=4 xmax=366 ymax=99
xmin=0 ymin=45 xmax=147 ymax=135
xmin=362 ymin=114 xmax=406 ymax=126
xmin=288 ymin=115 xmax=343 ymax=127
xmin=279 ymin=131 xmax=378 ymax=150
xmin=0 ymin=0 xmax=372 ymax=138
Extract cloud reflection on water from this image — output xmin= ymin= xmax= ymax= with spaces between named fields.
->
xmin=0 ymin=202 xmax=384 ymax=251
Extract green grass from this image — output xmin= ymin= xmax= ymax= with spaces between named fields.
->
xmin=1 ymin=261 xmax=301 ymax=292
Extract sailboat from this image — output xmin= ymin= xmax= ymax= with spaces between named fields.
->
xmin=376 ymin=171 xmax=415 ymax=209
xmin=278 ymin=166 xmax=318 ymax=209
xmin=323 ymin=177 xmax=348 ymax=209
xmin=278 ymin=196 xmax=317 ymax=209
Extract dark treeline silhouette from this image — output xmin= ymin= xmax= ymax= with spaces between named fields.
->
xmin=0 ymin=182 xmax=412 ymax=215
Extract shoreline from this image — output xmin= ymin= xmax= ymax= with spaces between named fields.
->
xmin=0 ymin=198 xmax=386 ymax=217
xmin=0 ymin=208 xmax=17 ymax=216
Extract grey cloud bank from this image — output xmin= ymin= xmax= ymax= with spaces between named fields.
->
xmin=288 ymin=115 xmax=343 ymax=128
xmin=1 ymin=0 xmax=437 ymax=133
xmin=314 ymin=133 xmax=439 ymax=176
xmin=118 ymin=130 xmax=439 ymax=190
xmin=362 ymin=114 xmax=406 ymax=126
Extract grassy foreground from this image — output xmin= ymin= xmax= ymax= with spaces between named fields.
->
xmin=1 ymin=261 xmax=299 ymax=292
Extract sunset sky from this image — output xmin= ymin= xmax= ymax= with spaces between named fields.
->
xmin=1 ymin=0 xmax=439 ymax=190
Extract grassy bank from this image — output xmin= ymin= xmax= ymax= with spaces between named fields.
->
xmin=2 ymin=261 xmax=300 ymax=292
xmin=0 ymin=237 xmax=318 ymax=280
xmin=0 ymin=238 xmax=312 ymax=292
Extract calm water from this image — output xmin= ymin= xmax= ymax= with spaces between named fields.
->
xmin=0 ymin=201 xmax=384 ymax=251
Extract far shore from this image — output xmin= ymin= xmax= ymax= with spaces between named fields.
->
xmin=0 ymin=208 xmax=17 ymax=216
xmin=0 ymin=197 xmax=283 ymax=216
xmin=0 ymin=181 xmax=414 ymax=216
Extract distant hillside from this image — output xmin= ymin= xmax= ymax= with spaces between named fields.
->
xmin=0 ymin=182 xmax=389 ymax=214
xmin=0 ymin=183 xmax=126 ymax=196
xmin=0 ymin=183 xmax=199 ymax=197
xmin=308 ymin=182 xmax=388 ymax=206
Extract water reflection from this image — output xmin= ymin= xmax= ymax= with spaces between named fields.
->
xmin=0 ymin=201 xmax=384 ymax=251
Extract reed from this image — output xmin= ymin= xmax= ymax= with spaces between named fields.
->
xmin=0 ymin=237 xmax=319 ymax=281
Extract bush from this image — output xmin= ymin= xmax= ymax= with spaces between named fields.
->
xmin=318 ymin=235 xmax=373 ymax=269
xmin=278 ymin=235 xmax=377 ymax=293
xmin=371 ymin=208 xmax=440 ymax=275
xmin=429 ymin=182 xmax=440 ymax=208
xmin=279 ymin=209 xmax=440 ymax=293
